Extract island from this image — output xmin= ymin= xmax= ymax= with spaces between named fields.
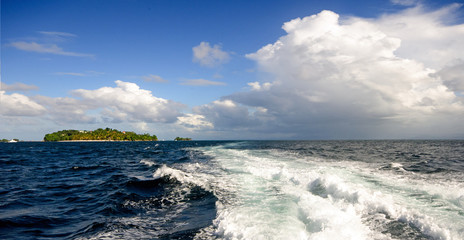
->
xmin=174 ymin=137 xmax=192 ymax=141
xmin=43 ymin=128 xmax=157 ymax=142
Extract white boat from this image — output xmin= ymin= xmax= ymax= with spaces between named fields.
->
xmin=8 ymin=139 xmax=18 ymax=143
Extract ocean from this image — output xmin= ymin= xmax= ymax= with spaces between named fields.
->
xmin=1 ymin=140 xmax=463 ymax=239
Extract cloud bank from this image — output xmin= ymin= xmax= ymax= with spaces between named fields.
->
xmin=0 ymin=91 xmax=46 ymax=117
xmin=1 ymin=81 xmax=185 ymax=129
xmin=192 ymin=7 xmax=464 ymax=139
xmin=71 ymin=80 xmax=185 ymax=123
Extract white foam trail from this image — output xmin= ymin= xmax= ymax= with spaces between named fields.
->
xmin=153 ymin=164 xmax=216 ymax=192
xmin=191 ymin=144 xmax=464 ymax=240
xmin=389 ymin=162 xmax=407 ymax=172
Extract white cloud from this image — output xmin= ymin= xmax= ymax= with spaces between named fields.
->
xmin=177 ymin=113 xmax=214 ymax=130
xmin=37 ymin=31 xmax=77 ymax=43
xmin=434 ymin=60 xmax=464 ymax=94
xmin=9 ymin=41 xmax=94 ymax=57
xmin=38 ymin=31 xmax=77 ymax=38
xmin=53 ymin=71 xmax=104 ymax=77
xmin=192 ymin=42 xmax=230 ymax=67
xmin=0 ymin=91 xmax=46 ymax=116
xmin=34 ymin=95 xmax=96 ymax=124
xmin=390 ymin=0 xmax=419 ymax=6
xmin=372 ymin=3 xmax=464 ymax=71
xmin=180 ymin=79 xmax=226 ymax=86
xmin=193 ymin=99 xmax=265 ymax=131
xmin=247 ymin=81 xmax=273 ymax=91
xmin=193 ymin=8 xmax=464 ymax=139
xmin=1 ymin=82 xmax=39 ymax=92
xmin=132 ymin=122 xmax=150 ymax=132
xmin=54 ymin=72 xmax=87 ymax=76
xmin=1 ymin=81 xmax=187 ymax=133
xmin=142 ymin=74 xmax=169 ymax=83
xmin=72 ymin=80 xmax=185 ymax=123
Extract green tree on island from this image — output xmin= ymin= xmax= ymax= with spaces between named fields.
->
xmin=174 ymin=137 xmax=192 ymax=141
xmin=43 ymin=128 xmax=157 ymax=142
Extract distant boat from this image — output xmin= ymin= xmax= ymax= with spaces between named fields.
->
xmin=8 ymin=139 xmax=18 ymax=143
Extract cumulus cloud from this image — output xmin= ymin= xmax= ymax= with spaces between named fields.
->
xmin=1 ymin=81 xmax=186 ymax=130
xmin=34 ymin=95 xmax=96 ymax=124
xmin=0 ymin=91 xmax=46 ymax=116
xmin=1 ymin=82 xmax=39 ymax=92
xmin=192 ymin=42 xmax=230 ymax=67
xmin=247 ymin=82 xmax=273 ymax=91
xmin=177 ymin=113 xmax=214 ymax=130
xmin=435 ymin=60 xmax=464 ymax=94
xmin=193 ymin=99 xmax=268 ymax=131
xmin=196 ymin=8 xmax=463 ymax=139
xmin=372 ymin=3 xmax=464 ymax=71
xmin=132 ymin=122 xmax=150 ymax=132
xmin=72 ymin=80 xmax=185 ymax=123
xmin=180 ymin=79 xmax=226 ymax=86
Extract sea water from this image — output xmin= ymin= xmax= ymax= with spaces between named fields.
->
xmin=1 ymin=140 xmax=463 ymax=239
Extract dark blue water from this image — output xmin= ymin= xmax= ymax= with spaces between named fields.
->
xmin=1 ymin=140 xmax=463 ymax=239
xmin=0 ymin=141 xmax=224 ymax=239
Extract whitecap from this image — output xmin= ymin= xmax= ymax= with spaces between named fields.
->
xmin=140 ymin=159 xmax=156 ymax=167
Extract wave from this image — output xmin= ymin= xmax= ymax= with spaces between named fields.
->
xmin=153 ymin=164 xmax=214 ymax=191
xmin=77 ymin=164 xmax=217 ymax=239
xmin=192 ymin=145 xmax=464 ymax=240
xmin=4 ymin=141 xmax=462 ymax=240
xmin=139 ymin=159 xmax=156 ymax=167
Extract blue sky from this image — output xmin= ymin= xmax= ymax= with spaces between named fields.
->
xmin=2 ymin=0 xmax=464 ymax=140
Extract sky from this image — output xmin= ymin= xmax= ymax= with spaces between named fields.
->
xmin=1 ymin=0 xmax=464 ymax=140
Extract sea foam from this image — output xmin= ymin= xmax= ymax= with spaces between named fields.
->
xmin=189 ymin=144 xmax=463 ymax=240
